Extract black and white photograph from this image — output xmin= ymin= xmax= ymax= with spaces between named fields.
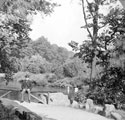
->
xmin=0 ymin=0 xmax=125 ymax=120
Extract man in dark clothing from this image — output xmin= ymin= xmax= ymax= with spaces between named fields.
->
xmin=21 ymin=74 xmax=32 ymax=103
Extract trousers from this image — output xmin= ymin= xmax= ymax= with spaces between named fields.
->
xmin=21 ymin=89 xmax=31 ymax=102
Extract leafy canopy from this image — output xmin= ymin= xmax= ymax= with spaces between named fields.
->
xmin=0 ymin=0 xmax=57 ymax=80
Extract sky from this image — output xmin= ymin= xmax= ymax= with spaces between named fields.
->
xmin=29 ymin=0 xmax=123 ymax=51
xmin=29 ymin=0 xmax=87 ymax=50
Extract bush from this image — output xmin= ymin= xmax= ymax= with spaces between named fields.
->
xmin=13 ymin=72 xmax=48 ymax=87
xmin=13 ymin=71 xmax=31 ymax=81
xmin=46 ymin=73 xmax=57 ymax=83
xmin=30 ymin=74 xmax=48 ymax=86
xmin=50 ymin=78 xmax=72 ymax=88
xmin=73 ymin=86 xmax=89 ymax=103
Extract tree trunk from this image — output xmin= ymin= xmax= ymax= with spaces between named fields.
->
xmin=90 ymin=1 xmax=99 ymax=82
xmin=82 ymin=0 xmax=99 ymax=83
xmin=90 ymin=55 xmax=97 ymax=81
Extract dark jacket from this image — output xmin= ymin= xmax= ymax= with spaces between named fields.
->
xmin=21 ymin=79 xmax=32 ymax=90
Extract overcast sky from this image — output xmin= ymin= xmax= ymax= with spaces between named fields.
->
xmin=29 ymin=0 xmax=123 ymax=51
xmin=29 ymin=0 xmax=88 ymax=50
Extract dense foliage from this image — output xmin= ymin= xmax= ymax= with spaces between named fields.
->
xmin=69 ymin=0 xmax=125 ymax=108
xmin=0 ymin=0 xmax=90 ymax=89
xmin=13 ymin=36 xmax=89 ymax=88
xmin=0 ymin=0 xmax=124 ymax=111
xmin=0 ymin=0 xmax=57 ymax=81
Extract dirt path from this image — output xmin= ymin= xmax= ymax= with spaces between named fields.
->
xmin=15 ymin=101 xmax=111 ymax=120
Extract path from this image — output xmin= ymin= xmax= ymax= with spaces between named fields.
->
xmin=16 ymin=101 xmax=111 ymax=120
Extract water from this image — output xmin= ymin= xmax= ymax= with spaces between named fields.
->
xmin=0 ymin=86 xmax=69 ymax=102
xmin=0 ymin=90 xmax=20 ymax=101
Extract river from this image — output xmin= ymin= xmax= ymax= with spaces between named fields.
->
xmin=0 ymin=86 xmax=70 ymax=102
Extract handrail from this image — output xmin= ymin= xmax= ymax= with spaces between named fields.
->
xmin=30 ymin=94 xmax=45 ymax=104
xmin=0 ymin=91 xmax=12 ymax=98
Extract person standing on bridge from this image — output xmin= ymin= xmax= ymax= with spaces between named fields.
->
xmin=21 ymin=74 xmax=32 ymax=103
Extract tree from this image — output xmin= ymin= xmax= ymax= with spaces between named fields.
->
xmin=32 ymin=36 xmax=54 ymax=61
xmin=69 ymin=0 xmax=106 ymax=82
xmin=63 ymin=57 xmax=87 ymax=77
xmin=69 ymin=0 xmax=125 ymax=105
xmin=81 ymin=0 xmax=99 ymax=82
xmin=0 ymin=0 xmax=57 ymax=80
xmin=0 ymin=0 xmax=57 ymax=18
xmin=32 ymin=37 xmax=71 ymax=63
xmin=69 ymin=0 xmax=118 ymax=82
xmin=20 ymin=54 xmax=52 ymax=74
xmin=86 ymin=7 xmax=125 ymax=106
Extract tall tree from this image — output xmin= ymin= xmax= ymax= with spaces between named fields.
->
xmin=69 ymin=0 xmax=102 ymax=82
xmin=69 ymin=0 xmax=116 ymax=82
xmin=69 ymin=0 xmax=125 ymax=105
xmin=85 ymin=6 xmax=125 ymax=105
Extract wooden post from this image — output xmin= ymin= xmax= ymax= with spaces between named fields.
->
xmin=67 ymin=86 xmax=70 ymax=94
xmin=74 ymin=87 xmax=78 ymax=93
xmin=0 ymin=91 xmax=12 ymax=98
xmin=47 ymin=92 xmax=50 ymax=104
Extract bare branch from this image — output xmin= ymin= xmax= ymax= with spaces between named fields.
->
xmin=81 ymin=0 xmax=93 ymax=40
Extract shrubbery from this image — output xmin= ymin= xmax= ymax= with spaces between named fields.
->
xmin=50 ymin=77 xmax=72 ymax=88
xmin=13 ymin=72 xmax=59 ymax=87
